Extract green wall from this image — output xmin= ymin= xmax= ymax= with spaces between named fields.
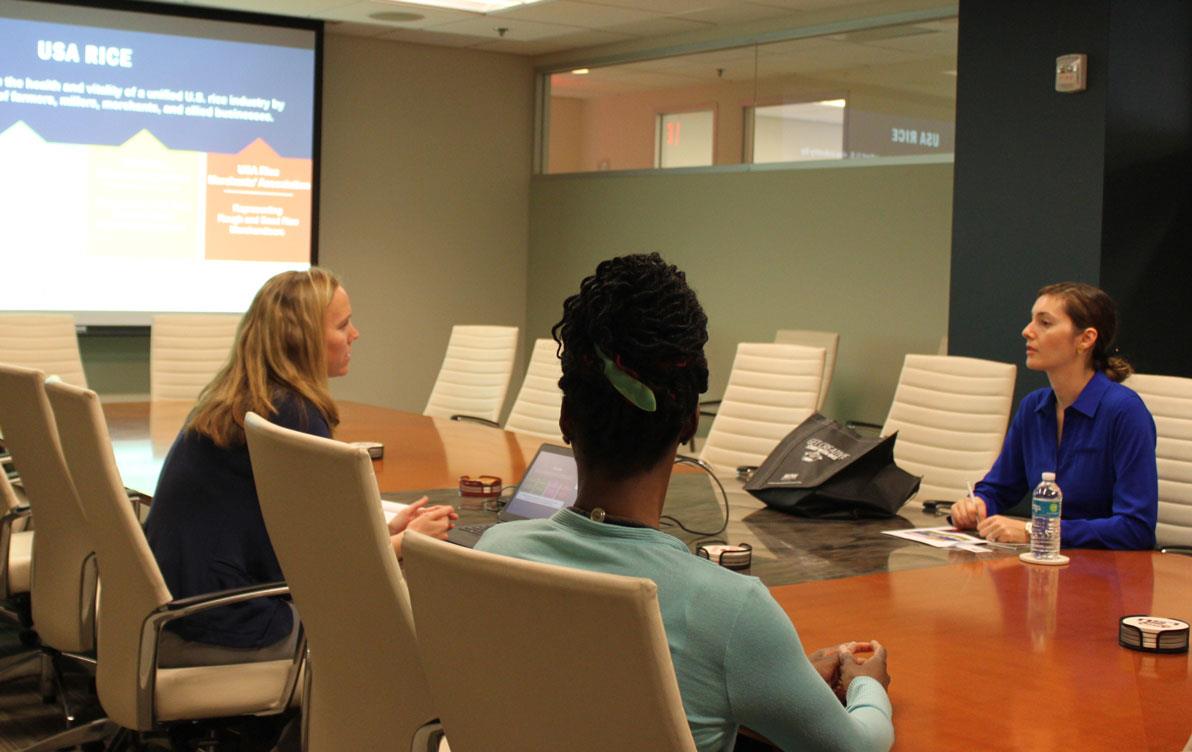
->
xmin=525 ymin=160 xmax=954 ymax=426
xmin=78 ymin=334 xmax=149 ymax=399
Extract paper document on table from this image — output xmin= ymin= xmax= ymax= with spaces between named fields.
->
xmin=381 ymin=500 xmax=409 ymax=524
xmin=882 ymin=526 xmax=986 ymax=548
xmin=955 ymin=542 xmax=994 ymax=554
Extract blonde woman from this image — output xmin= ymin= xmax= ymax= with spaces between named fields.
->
xmin=146 ymin=268 xmax=455 ymax=667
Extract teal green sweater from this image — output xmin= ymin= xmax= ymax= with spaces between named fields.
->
xmin=477 ymin=510 xmax=893 ymax=752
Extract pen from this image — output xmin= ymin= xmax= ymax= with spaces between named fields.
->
xmin=946 ymin=481 xmax=978 ymax=528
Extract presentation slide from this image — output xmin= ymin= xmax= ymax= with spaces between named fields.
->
xmin=0 ymin=1 xmax=319 ymax=324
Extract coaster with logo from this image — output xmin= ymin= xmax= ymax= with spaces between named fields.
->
xmin=1118 ymin=615 xmax=1189 ymax=653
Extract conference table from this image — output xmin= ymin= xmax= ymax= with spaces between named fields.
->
xmin=103 ymin=400 xmax=1192 ymax=752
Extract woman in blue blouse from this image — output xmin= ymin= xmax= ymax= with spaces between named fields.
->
xmin=950 ymin=282 xmax=1158 ymax=549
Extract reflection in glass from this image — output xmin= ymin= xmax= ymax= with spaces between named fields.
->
xmin=543 ymin=16 xmax=956 ymax=174
xmin=747 ymin=99 xmax=846 ymax=163
xmin=655 ymin=110 xmax=714 ymax=168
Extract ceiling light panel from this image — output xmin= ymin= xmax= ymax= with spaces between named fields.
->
xmin=325 ymin=2 xmax=472 ymax=28
xmin=367 ymin=0 xmax=549 ymax=11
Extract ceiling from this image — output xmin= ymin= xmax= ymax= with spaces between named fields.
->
xmin=148 ymin=0 xmax=945 ymax=56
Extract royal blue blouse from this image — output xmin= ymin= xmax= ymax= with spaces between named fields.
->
xmin=974 ymin=371 xmax=1158 ymax=550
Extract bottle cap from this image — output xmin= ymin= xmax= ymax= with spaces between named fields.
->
xmin=1041 ymin=471 xmax=1056 ymax=481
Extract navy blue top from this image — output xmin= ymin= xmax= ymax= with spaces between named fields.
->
xmin=145 ymin=392 xmax=330 ymax=648
xmin=974 ymin=371 xmax=1158 ymax=550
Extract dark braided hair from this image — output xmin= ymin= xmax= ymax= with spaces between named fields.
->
xmin=552 ymin=253 xmax=709 ymax=479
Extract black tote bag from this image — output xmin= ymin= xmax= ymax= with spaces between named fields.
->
xmin=744 ymin=413 xmax=920 ymax=519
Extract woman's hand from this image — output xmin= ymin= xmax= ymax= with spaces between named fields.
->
xmin=808 ymin=645 xmax=842 ymax=689
xmin=977 ymin=515 xmax=1029 ymax=544
xmin=949 ymin=495 xmax=987 ymax=529
xmin=388 ymin=497 xmax=459 ymax=559
xmin=387 ymin=496 xmax=429 ymax=535
xmin=405 ymin=504 xmax=458 ymax=538
xmin=839 ymin=640 xmax=891 ymax=696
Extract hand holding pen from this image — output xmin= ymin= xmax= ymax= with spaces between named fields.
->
xmin=948 ymin=481 xmax=987 ymax=529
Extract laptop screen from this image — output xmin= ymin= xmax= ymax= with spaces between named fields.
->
xmin=502 ymin=444 xmax=578 ymax=521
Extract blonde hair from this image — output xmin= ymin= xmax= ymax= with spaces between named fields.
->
xmin=189 ymin=268 xmax=341 ymax=446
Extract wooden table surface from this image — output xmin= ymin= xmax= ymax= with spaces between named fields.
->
xmin=103 ymin=400 xmax=1192 ymax=751
xmin=770 ymin=550 xmax=1192 ymax=751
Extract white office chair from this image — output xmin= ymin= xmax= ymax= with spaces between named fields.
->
xmin=699 ymin=343 xmax=825 ymax=476
xmin=0 ymin=363 xmax=97 ymax=729
xmin=502 ymin=338 xmax=564 ymax=442
xmin=880 ymin=354 xmax=1016 ymax=503
xmin=0 ymin=314 xmax=88 ymax=388
xmin=774 ymin=329 xmax=839 ymax=411
xmin=0 ymin=468 xmax=32 ymax=605
xmin=403 ymin=531 xmax=696 ymax=752
xmin=424 ymin=325 xmax=519 ymax=424
xmin=1124 ymin=373 xmax=1192 ymax=549
xmin=35 ymin=382 xmax=303 ymax=751
xmin=244 ymin=412 xmax=443 ymax=752
xmin=150 ymin=314 xmax=240 ymax=401
xmin=0 ymin=467 xmax=35 ymax=683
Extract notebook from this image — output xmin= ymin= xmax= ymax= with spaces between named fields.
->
xmin=446 ymin=443 xmax=577 ymax=548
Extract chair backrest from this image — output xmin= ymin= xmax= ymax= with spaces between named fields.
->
xmin=150 ymin=314 xmax=240 ymax=401
xmin=403 ymin=532 xmax=697 ymax=752
xmin=881 ymin=354 xmax=1016 ymax=502
xmin=502 ymin=338 xmax=564 ymax=442
xmin=774 ymin=329 xmax=839 ymax=410
xmin=0 ymin=314 xmax=87 ymax=387
xmin=1124 ymin=373 xmax=1192 ymax=548
xmin=0 ymin=364 xmax=95 ymax=652
xmin=423 ymin=325 xmax=519 ymax=423
xmin=44 ymin=381 xmax=173 ymax=729
xmin=244 ymin=413 xmax=437 ymax=752
xmin=699 ymin=343 xmax=825 ymax=475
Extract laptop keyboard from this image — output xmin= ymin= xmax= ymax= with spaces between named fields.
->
xmin=457 ymin=523 xmax=495 ymax=536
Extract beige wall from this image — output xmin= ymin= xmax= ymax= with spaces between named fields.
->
xmin=525 ymin=160 xmax=954 ymax=425
xmin=318 ymin=34 xmax=533 ymax=412
xmin=81 ymin=33 xmax=535 ymax=412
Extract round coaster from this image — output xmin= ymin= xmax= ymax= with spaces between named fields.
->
xmin=1119 ymin=615 xmax=1190 ymax=653
xmin=1019 ymin=551 xmax=1070 ymax=566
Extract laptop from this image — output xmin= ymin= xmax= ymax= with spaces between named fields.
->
xmin=447 ymin=443 xmax=577 ymax=548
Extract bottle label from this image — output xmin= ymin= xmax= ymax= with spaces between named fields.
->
xmin=1032 ymin=499 xmax=1060 ymax=517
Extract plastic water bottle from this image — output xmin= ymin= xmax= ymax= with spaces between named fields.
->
xmin=1030 ymin=472 xmax=1063 ymax=560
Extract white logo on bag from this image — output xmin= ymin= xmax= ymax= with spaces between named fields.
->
xmin=780 ymin=472 xmax=799 ymax=482
xmin=802 ymin=438 xmax=850 ymax=463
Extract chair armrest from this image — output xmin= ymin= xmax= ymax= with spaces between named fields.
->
xmin=137 ymin=581 xmax=302 ymax=727
xmin=1 ymin=504 xmax=31 ymax=523
xmin=449 ymin=415 xmax=500 ymax=428
xmin=0 ymin=504 xmax=33 ymax=599
xmin=845 ymin=420 xmax=883 ymax=435
xmin=698 ymin=399 xmax=721 ymax=418
xmin=919 ymin=500 xmax=955 ymax=516
xmin=158 ymin=581 xmax=290 ymax=618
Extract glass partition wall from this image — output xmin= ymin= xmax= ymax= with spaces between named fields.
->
xmin=542 ymin=15 xmax=957 ymax=174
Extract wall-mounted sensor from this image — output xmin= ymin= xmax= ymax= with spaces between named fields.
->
xmin=1055 ymin=53 xmax=1087 ymax=93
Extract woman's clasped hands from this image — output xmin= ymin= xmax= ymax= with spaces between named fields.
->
xmin=388 ymin=496 xmax=459 ymax=558
xmin=808 ymin=640 xmax=891 ymax=703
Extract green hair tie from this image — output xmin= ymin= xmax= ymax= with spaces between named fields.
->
xmin=595 ymin=345 xmax=656 ymax=412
